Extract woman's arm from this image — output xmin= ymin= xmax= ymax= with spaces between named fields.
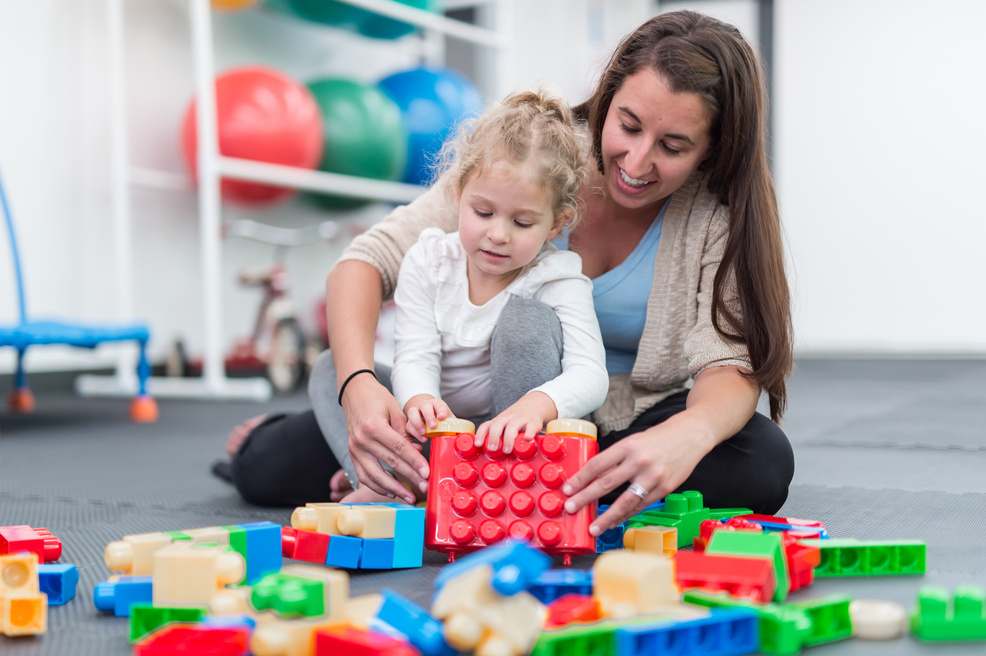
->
xmin=326 ymin=260 xmax=430 ymax=503
xmin=562 ymin=363 xmax=758 ymax=535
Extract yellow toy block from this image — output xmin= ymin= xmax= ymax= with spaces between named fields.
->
xmin=104 ymin=531 xmax=172 ymax=575
xmin=1 ymin=591 xmax=47 ymax=636
xmin=250 ymin=615 xmax=343 ymax=656
xmin=623 ymin=526 xmax=678 ymax=556
xmin=345 ymin=593 xmax=383 ymax=629
xmin=291 ymin=503 xmax=347 ymax=535
xmin=279 ymin=565 xmax=349 ymax=622
xmin=593 ymin=550 xmax=678 ymax=618
xmin=336 ymin=506 xmax=396 ymax=539
xmin=432 ymin=564 xmax=545 ymax=656
xmin=184 ymin=526 xmax=231 ymax=546
xmin=152 ymin=542 xmax=244 ymax=606
xmin=0 ymin=553 xmax=40 ymax=596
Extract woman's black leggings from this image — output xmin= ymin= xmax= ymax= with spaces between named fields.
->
xmin=231 ymin=389 xmax=794 ymax=515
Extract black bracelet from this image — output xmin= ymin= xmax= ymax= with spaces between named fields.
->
xmin=338 ymin=369 xmax=376 ymax=405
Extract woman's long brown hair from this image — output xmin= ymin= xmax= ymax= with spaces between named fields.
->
xmin=575 ymin=10 xmax=793 ymax=421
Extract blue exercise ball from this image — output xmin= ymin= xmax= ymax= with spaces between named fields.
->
xmin=377 ymin=67 xmax=483 ymax=185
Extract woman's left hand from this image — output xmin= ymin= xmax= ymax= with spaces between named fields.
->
xmin=562 ymin=412 xmax=713 ymax=536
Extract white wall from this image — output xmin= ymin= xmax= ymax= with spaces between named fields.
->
xmin=1 ymin=0 xmax=983 ymax=378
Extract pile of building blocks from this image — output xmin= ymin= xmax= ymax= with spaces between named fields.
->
xmin=283 ymin=501 xmax=425 ymax=569
xmin=424 ymin=418 xmax=600 ymax=565
xmin=0 ymin=525 xmax=78 ymax=638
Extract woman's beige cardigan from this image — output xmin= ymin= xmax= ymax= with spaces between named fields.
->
xmin=337 ymin=170 xmax=751 ymax=436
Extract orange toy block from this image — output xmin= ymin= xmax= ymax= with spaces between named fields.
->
xmin=593 ymin=550 xmax=678 ymax=618
xmin=152 ymin=542 xmax=244 ymax=606
xmin=623 ymin=526 xmax=678 ymax=556
xmin=0 ymin=553 xmax=46 ymax=636
xmin=104 ymin=532 xmax=173 ymax=575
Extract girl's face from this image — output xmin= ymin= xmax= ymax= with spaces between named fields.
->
xmin=457 ymin=160 xmax=563 ymax=291
xmin=600 ymin=68 xmax=712 ymax=215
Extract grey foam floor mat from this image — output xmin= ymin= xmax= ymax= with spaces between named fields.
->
xmin=3 ymin=358 xmax=986 ymax=655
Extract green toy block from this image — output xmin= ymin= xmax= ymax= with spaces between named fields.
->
xmin=162 ymin=530 xmax=191 ymax=542
xmin=128 ymin=603 xmax=205 ymax=642
xmin=531 ymin=621 xmax=618 ymax=656
xmin=786 ymin=595 xmax=853 ymax=647
xmin=682 ymin=590 xmax=810 ymax=656
xmin=219 ymin=525 xmax=248 ymax=584
xmin=708 ymin=507 xmax=754 ymax=522
xmin=628 ymin=491 xmax=710 ymax=548
xmin=251 ymin=573 xmax=325 ymax=618
xmin=706 ymin=530 xmax=790 ymax=602
xmin=799 ymin=538 xmax=926 ymax=577
xmin=911 ymin=585 xmax=986 ymax=641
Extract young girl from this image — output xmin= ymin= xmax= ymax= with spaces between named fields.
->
xmin=341 ymin=89 xmax=609 ymax=503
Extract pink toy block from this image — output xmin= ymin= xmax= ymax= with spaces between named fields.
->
xmin=0 ymin=526 xmax=61 ymax=562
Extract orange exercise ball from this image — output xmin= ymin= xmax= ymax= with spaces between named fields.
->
xmin=211 ymin=0 xmax=260 ymax=10
xmin=181 ymin=67 xmax=324 ymax=206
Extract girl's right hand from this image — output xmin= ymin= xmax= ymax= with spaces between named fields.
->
xmin=342 ymin=374 xmax=430 ymax=504
xmin=404 ymin=395 xmax=452 ymax=441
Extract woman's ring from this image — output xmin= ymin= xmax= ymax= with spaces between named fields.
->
xmin=627 ymin=482 xmax=649 ymax=501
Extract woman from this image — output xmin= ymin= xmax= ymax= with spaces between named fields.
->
xmin=230 ymin=10 xmax=794 ymax=537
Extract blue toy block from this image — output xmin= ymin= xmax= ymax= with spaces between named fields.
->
xmin=202 ymin=614 xmax=257 ymax=630
xmin=616 ymin=608 xmax=760 ymax=656
xmin=37 ymin=563 xmax=78 ymax=606
xmin=751 ymin=519 xmax=829 ymax=539
xmin=376 ymin=589 xmax=456 ymax=656
xmin=391 ymin=505 xmax=425 ymax=568
xmin=93 ymin=575 xmax=153 ymax=617
xmin=528 ymin=568 xmax=593 ymax=604
xmin=361 ymin=539 xmax=396 ymax=569
xmin=326 ymin=534 xmax=363 ymax=568
xmin=596 ymin=523 xmax=626 ymax=554
xmin=434 ymin=538 xmax=551 ymax=596
xmin=238 ymin=521 xmax=282 ymax=585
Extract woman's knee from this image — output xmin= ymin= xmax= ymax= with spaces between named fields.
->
xmin=738 ymin=415 xmax=795 ymax=514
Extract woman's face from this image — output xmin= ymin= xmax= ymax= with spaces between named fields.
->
xmin=600 ymin=68 xmax=712 ymax=214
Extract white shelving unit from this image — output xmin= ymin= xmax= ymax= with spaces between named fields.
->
xmin=77 ymin=0 xmax=512 ymax=402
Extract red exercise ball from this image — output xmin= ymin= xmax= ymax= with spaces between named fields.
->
xmin=181 ymin=67 xmax=324 ymax=206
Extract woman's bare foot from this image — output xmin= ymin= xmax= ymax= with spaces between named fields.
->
xmin=340 ymin=485 xmax=405 ymax=504
xmin=225 ymin=414 xmax=267 ymax=458
xmin=329 ymin=469 xmax=354 ymax=502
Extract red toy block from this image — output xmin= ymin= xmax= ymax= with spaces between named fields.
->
xmin=281 ymin=526 xmax=298 ymax=557
xmin=782 ymin=532 xmax=821 ymax=593
xmin=0 ymin=525 xmax=61 ymax=562
xmin=425 ymin=428 xmax=597 ymax=565
xmin=133 ymin=624 xmax=250 ymax=656
xmin=314 ymin=625 xmax=421 ymax=656
xmin=693 ymin=517 xmax=762 ymax=552
xmin=292 ymin=528 xmax=332 ymax=564
xmin=672 ymin=550 xmax=776 ymax=603
xmin=545 ymin=593 xmax=602 ymax=628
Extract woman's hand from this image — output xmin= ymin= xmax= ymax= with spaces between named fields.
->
xmin=562 ymin=413 xmax=712 ymax=535
xmin=342 ymin=373 xmax=430 ymax=505
xmin=477 ymin=391 xmax=557 ymax=454
xmin=404 ymin=395 xmax=453 ymax=440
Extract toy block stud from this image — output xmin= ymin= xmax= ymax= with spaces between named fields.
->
xmin=93 ymin=575 xmax=153 ymax=616
xmin=105 ymin=532 xmax=173 ymax=575
xmin=129 ymin=394 xmax=159 ymax=423
xmin=8 ymin=387 xmax=35 ymax=414
xmin=292 ymin=503 xmax=348 ymax=536
xmin=623 ymin=525 xmax=677 ymax=556
xmin=850 ymin=599 xmax=908 ymax=640
xmin=593 ymin=550 xmax=677 ymax=618
xmin=545 ymin=418 xmax=597 ymax=439
xmin=0 ymin=553 xmax=40 ymax=596
xmin=337 ymin=505 xmax=397 ymax=539
xmin=911 ymin=585 xmax=986 ymax=641
xmin=425 ymin=417 xmax=476 ymax=437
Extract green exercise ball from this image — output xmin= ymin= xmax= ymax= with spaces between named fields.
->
xmin=305 ymin=77 xmax=407 ymax=209
xmin=279 ymin=0 xmax=363 ymax=26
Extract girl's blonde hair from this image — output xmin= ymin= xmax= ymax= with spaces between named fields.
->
xmin=438 ymin=89 xmax=591 ymax=230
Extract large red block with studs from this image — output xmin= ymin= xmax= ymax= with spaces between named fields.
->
xmin=425 ymin=431 xmax=597 ymax=564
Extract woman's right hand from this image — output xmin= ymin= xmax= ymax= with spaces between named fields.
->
xmin=341 ymin=373 xmax=430 ymax=504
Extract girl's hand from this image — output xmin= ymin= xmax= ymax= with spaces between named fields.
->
xmin=343 ymin=374 xmax=429 ymax=505
xmin=404 ymin=395 xmax=453 ymax=440
xmin=562 ymin=413 xmax=713 ymax=536
xmin=476 ymin=391 xmax=556 ymax=454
